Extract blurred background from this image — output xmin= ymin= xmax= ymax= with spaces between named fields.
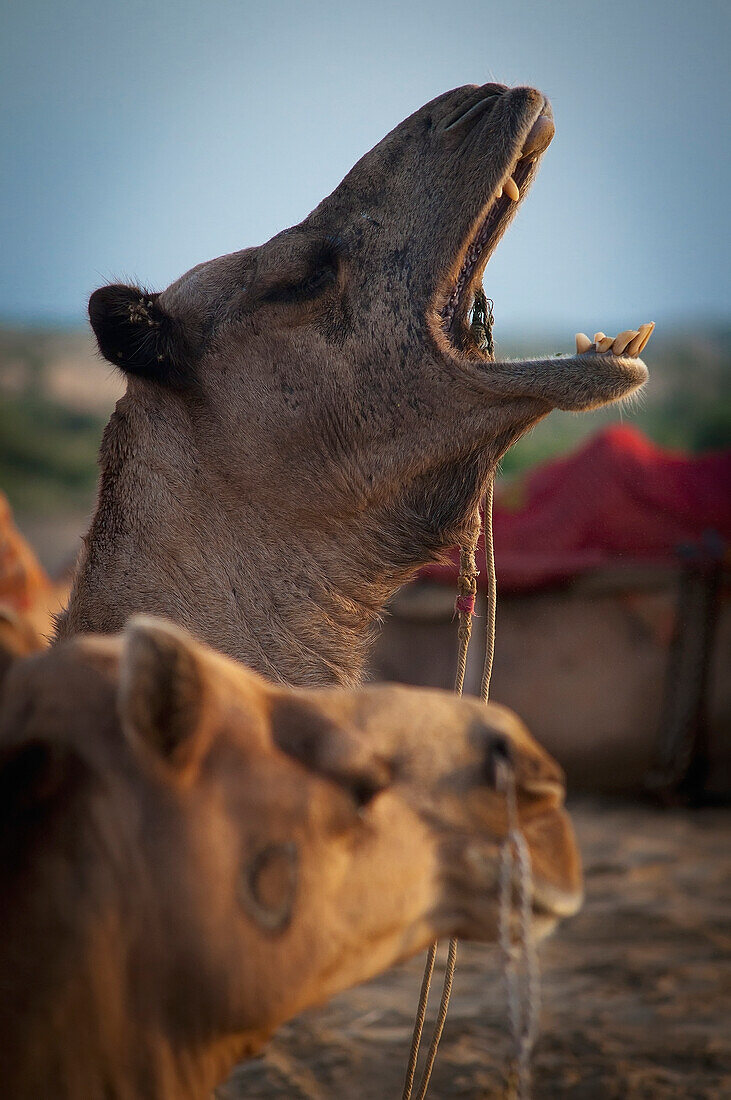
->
xmin=1 ymin=0 xmax=729 ymax=566
xmin=1 ymin=3 xmax=730 ymax=1095
xmin=2 ymin=0 xmax=728 ymax=789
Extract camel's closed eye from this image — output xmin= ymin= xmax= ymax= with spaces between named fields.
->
xmin=259 ymin=243 xmax=342 ymax=306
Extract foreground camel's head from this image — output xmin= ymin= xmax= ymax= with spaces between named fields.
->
xmin=0 ymin=616 xmax=580 ymax=1098
xmin=60 ymin=82 xmax=650 ymax=683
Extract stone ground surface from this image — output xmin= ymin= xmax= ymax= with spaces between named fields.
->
xmin=220 ymin=798 xmax=730 ymax=1099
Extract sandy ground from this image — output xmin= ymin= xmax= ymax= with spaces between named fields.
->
xmin=220 ymin=799 xmax=730 ymax=1099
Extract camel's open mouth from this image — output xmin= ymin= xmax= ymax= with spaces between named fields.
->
xmin=439 ymin=104 xmax=555 ymax=358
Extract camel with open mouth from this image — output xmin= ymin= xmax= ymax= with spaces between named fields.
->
xmin=56 ymin=82 xmax=652 ymax=686
xmin=0 ymin=615 xmax=581 ymax=1099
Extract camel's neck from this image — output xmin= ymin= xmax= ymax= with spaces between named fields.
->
xmin=4 ymin=1019 xmax=236 ymax=1100
xmin=2 ymin=855 xmax=258 ymax=1100
xmin=57 ymin=395 xmax=398 ymax=686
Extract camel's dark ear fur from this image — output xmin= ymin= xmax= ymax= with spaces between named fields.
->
xmin=88 ymin=283 xmax=193 ymax=388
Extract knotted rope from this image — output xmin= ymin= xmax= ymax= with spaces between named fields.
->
xmin=402 ymin=478 xmax=540 ymax=1100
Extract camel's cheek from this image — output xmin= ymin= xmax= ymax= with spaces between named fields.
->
xmin=250 ymin=799 xmax=443 ymax=1020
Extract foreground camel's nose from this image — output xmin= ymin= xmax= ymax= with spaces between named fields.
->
xmin=479 ymin=728 xmax=582 ymax=919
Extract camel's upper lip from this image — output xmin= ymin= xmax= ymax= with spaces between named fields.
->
xmin=434 ymin=93 xmax=554 ymax=360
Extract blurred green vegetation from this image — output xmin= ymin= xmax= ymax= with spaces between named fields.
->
xmin=0 ymin=391 xmax=104 ymax=513
xmin=0 ymin=325 xmax=109 ymax=516
xmin=0 ymin=322 xmax=729 ymax=518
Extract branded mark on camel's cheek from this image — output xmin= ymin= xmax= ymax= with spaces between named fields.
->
xmin=238 ymin=840 xmax=300 ymax=934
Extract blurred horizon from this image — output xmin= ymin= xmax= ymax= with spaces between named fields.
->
xmin=1 ymin=0 xmax=730 ymax=330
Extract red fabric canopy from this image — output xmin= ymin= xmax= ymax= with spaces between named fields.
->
xmin=422 ymin=426 xmax=731 ymax=592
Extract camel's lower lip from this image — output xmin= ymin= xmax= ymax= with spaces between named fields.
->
xmin=532 ymin=878 xmax=583 ymax=920
xmin=497 ymin=885 xmax=579 ymax=945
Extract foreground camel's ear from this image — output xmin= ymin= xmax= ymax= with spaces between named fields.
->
xmin=271 ymin=697 xmax=392 ymax=810
xmin=118 ymin=616 xmax=211 ymax=780
xmin=88 ymin=283 xmax=193 ymax=387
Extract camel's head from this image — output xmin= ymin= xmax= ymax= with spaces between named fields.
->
xmin=86 ymin=84 xmax=647 ymax=571
xmin=0 ymin=616 xmax=580 ymax=1075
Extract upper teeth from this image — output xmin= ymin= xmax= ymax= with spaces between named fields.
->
xmin=440 ymin=172 xmax=522 ymax=333
xmin=504 ymin=176 xmax=520 ymax=202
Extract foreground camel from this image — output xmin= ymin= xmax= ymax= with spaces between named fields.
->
xmin=56 ymin=82 xmax=650 ymax=685
xmin=0 ymin=615 xmax=581 ymax=1099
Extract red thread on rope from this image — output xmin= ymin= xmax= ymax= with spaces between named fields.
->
xmin=455 ymin=594 xmax=476 ymax=616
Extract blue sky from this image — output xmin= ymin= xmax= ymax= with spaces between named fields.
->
xmin=1 ymin=0 xmax=729 ymax=332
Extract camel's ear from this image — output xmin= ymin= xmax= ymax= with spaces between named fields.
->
xmin=271 ymin=697 xmax=392 ymax=812
xmin=88 ymin=284 xmax=193 ymax=388
xmin=118 ymin=615 xmax=212 ymax=782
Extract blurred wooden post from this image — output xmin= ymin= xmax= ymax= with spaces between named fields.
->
xmin=645 ymin=532 xmax=726 ymax=803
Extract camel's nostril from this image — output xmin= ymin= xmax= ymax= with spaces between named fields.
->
xmin=484 ymin=733 xmax=512 ymax=788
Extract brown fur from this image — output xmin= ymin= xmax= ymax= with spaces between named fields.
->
xmin=0 ymin=615 xmax=580 ymax=1099
xmin=57 ymin=83 xmax=647 ymax=685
